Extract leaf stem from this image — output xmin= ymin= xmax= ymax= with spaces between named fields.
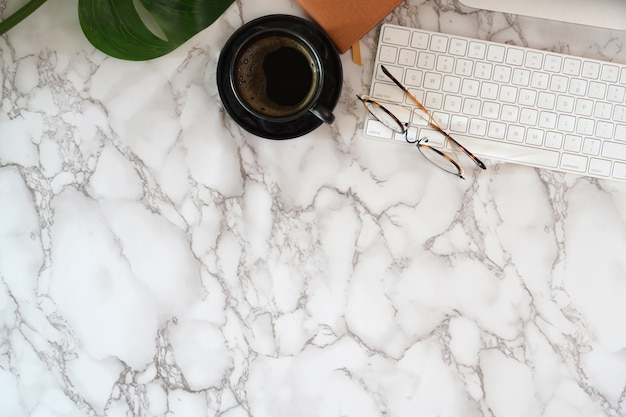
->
xmin=0 ymin=0 xmax=48 ymax=36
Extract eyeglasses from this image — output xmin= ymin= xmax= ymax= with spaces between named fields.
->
xmin=358 ymin=65 xmax=487 ymax=179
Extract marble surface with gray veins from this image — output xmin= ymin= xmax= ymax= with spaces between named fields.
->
xmin=1 ymin=0 xmax=626 ymax=416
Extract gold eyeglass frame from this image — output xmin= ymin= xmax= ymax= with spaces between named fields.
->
xmin=359 ymin=65 xmax=487 ymax=179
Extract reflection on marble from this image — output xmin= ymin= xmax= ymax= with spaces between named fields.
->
xmin=1 ymin=0 xmax=626 ymax=416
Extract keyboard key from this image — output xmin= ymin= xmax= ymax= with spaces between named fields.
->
xmin=569 ymin=79 xmax=588 ymax=96
xmin=519 ymin=89 xmax=537 ymax=106
xmin=455 ymin=59 xmax=474 ymax=76
xmin=480 ymin=83 xmax=499 ymax=100
xmin=469 ymin=119 xmax=488 ymax=136
xmin=583 ymin=138 xmax=601 ymax=156
xmin=366 ymin=120 xmax=393 ymax=139
xmin=424 ymin=72 xmax=442 ymax=90
xmin=376 ymin=64 xmax=402 ymax=81
xmin=463 ymin=98 xmax=481 ymax=116
xmin=613 ymin=162 xmax=626 ymax=180
xmin=544 ymin=55 xmax=562 ymax=72
xmin=550 ymin=75 xmax=568 ymax=93
xmin=468 ymin=41 xmax=486 ymax=59
xmin=442 ymin=75 xmax=461 ymax=93
xmin=450 ymin=115 xmax=469 ymax=133
xmin=487 ymin=45 xmax=505 ymax=63
xmin=379 ymin=45 xmax=398 ymax=63
xmin=372 ymin=82 xmax=404 ymax=102
xmin=444 ymin=95 xmax=462 ymax=113
xmin=607 ymin=85 xmax=626 ymax=103
xmin=398 ymin=49 xmax=417 ymax=66
xmin=488 ymin=122 xmax=507 ymax=139
xmin=589 ymin=82 xmax=607 ymax=99
xmin=411 ymin=32 xmax=429 ymax=49
xmin=537 ymin=92 xmax=556 ymax=110
xmin=404 ymin=69 xmax=423 ymax=87
xmin=556 ymin=137 xmax=575 ymax=153
xmin=506 ymin=48 xmax=525 ymax=66
xmin=482 ymin=102 xmax=500 ymax=119
xmin=436 ymin=56 xmax=455 ymax=73
xmin=432 ymin=112 xmax=450 ymax=129
xmin=582 ymin=61 xmax=601 ymax=79
xmin=493 ymin=65 xmax=512 ymax=83
xmin=474 ymin=62 xmax=493 ymax=80
xmin=461 ymin=79 xmax=480 ymax=97
xmin=520 ymin=108 xmax=538 ymax=125
xmin=589 ymin=158 xmax=611 ymax=176
xmin=556 ymin=95 xmax=575 ymax=113
xmin=417 ymin=52 xmax=436 ymax=70
xmin=545 ymin=132 xmax=563 ymax=149
xmin=561 ymin=153 xmax=588 ymax=172
xmin=615 ymin=124 xmax=626 ymax=141
xmin=500 ymin=86 xmax=518 ymax=103
xmin=507 ymin=125 xmax=525 ymax=143
xmin=449 ymin=38 xmax=468 ymax=56
xmin=425 ymin=91 xmax=443 ymax=110
xmin=531 ymin=72 xmax=549 ymax=89
xmin=501 ymin=105 xmax=519 ymax=122
xmin=538 ymin=111 xmax=557 ymax=129
xmin=601 ymin=64 xmax=620 ymax=82
xmin=576 ymin=118 xmax=594 ymax=135
xmin=575 ymin=99 xmax=593 ymax=117
xmin=558 ymin=115 xmax=576 ymax=132
xmin=430 ymin=34 xmax=448 ymax=52
xmin=383 ymin=27 xmax=410 ymax=46
xmin=526 ymin=128 xmax=544 ymax=146
xmin=614 ymin=106 xmax=626 ymax=123
xmin=596 ymin=120 xmax=614 ymax=138
xmin=563 ymin=58 xmax=582 ymax=76
xmin=525 ymin=51 xmax=543 ymax=69
xmin=595 ymin=102 xmax=613 ymax=120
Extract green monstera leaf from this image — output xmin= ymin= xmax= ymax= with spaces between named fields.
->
xmin=78 ymin=0 xmax=234 ymax=60
xmin=0 ymin=0 xmax=234 ymax=60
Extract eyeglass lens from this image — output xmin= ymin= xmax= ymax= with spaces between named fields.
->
xmin=417 ymin=141 xmax=464 ymax=177
xmin=363 ymin=101 xmax=405 ymax=133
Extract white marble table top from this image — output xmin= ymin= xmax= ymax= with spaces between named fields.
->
xmin=2 ymin=0 xmax=626 ymax=416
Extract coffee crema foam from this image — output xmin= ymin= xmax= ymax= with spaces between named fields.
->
xmin=234 ymin=34 xmax=320 ymax=119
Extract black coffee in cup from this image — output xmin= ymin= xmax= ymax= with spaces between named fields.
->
xmin=233 ymin=32 xmax=322 ymax=120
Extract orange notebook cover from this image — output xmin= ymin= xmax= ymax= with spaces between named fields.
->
xmin=296 ymin=0 xmax=404 ymax=53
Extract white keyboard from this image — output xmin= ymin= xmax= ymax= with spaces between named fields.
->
xmin=364 ymin=24 xmax=626 ymax=182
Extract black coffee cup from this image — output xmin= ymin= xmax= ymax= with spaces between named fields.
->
xmin=217 ymin=15 xmax=342 ymax=139
xmin=230 ymin=29 xmax=335 ymax=125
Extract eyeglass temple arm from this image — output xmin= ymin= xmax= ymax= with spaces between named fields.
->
xmin=381 ymin=65 xmax=430 ymax=115
xmin=440 ymin=130 xmax=487 ymax=170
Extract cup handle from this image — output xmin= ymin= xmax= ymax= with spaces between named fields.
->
xmin=309 ymin=104 xmax=335 ymax=124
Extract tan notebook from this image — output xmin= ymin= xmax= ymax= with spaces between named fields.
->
xmin=296 ymin=0 xmax=404 ymax=53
